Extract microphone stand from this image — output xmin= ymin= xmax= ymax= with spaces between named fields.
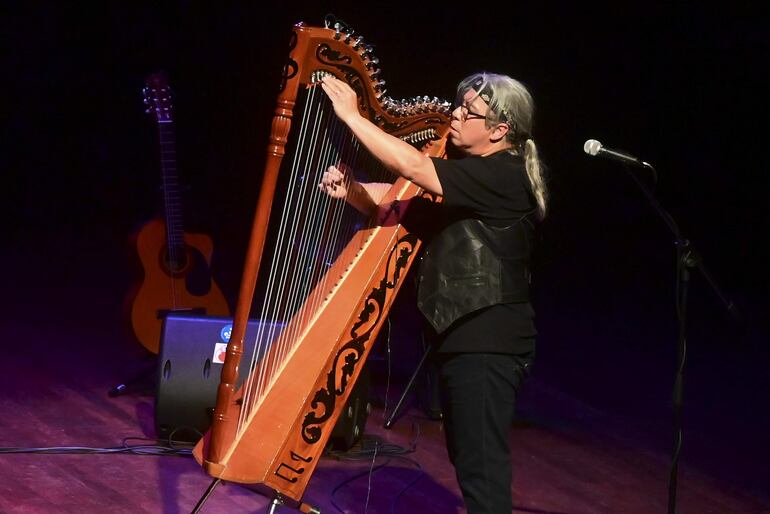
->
xmin=623 ymin=162 xmax=740 ymax=514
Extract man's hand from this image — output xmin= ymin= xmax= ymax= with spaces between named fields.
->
xmin=318 ymin=164 xmax=351 ymax=199
xmin=320 ymin=75 xmax=360 ymax=124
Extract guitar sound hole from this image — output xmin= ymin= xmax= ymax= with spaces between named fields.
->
xmin=159 ymin=245 xmax=214 ymax=296
xmin=162 ymin=246 xmax=189 ymax=274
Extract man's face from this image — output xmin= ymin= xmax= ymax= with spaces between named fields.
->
xmin=448 ymin=89 xmax=495 ymax=154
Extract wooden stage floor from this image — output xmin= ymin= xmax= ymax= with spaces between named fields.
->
xmin=1 ymin=247 xmax=767 ymax=514
xmin=1 ymin=323 xmax=767 ymax=514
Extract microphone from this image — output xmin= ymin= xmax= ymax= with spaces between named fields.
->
xmin=583 ymin=139 xmax=648 ymax=167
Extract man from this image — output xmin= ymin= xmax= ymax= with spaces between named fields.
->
xmin=320 ymin=72 xmax=547 ymax=514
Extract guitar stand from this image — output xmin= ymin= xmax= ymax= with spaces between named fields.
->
xmin=107 ymin=354 xmax=157 ymax=397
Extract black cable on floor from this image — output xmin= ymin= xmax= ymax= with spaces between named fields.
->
xmin=0 ymin=436 xmax=196 ymax=457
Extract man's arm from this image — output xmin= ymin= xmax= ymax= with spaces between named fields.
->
xmin=318 ymin=165 xmax=390 ymax=216
xmin=320 ymin=76 xmax=443 ymax=196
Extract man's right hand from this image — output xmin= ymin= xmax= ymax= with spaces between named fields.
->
xmin=318 ymin=164 xmax=351 ymax=199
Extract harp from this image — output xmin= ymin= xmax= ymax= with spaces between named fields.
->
xmin=192 ymin=20 xmax=451 ymax=511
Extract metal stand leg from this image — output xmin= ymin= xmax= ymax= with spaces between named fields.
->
xmin=191 ymin=478 xmax=221 ymax=514
xmin=383 ymin=345 xmax=431 ymax=429
xmin=107 ymin=354 xmax=156 ymax=397
xmin=298 ymin=501 xmax=321 ymax=514
xmin=268 ymin=495 xmax=284 ymax=514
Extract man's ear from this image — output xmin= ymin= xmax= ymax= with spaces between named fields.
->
xmin=490 ymin=122 xmax=510 ymax=143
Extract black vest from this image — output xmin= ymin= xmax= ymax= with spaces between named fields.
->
xmin=416 ymin=215 xmax=533 ymax=334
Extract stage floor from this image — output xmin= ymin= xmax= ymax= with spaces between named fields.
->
xmin=1 ymin=244 xmax=767 ymax=514
xmin=1 ymin=323 xmax=767 ymax=514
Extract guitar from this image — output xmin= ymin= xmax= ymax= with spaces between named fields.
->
xmin=127 ymin=71 xmax=231 ymax=354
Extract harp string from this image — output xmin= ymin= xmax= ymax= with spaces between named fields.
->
xmin=237 ymin=85 xmax=361 ymax=430
xmin=237 ymin=84 xmax=326 ymax=430
xmin=268 ymin=91 xmax=336 ymax=366
xmin=237 ymin=80 xmax=397 ymax=433
xmin=271 ymin=93 xmax=357 ymax=373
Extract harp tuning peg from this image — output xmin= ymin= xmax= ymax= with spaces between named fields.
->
xmin=366 ymin=57 xmax=379 ymax=70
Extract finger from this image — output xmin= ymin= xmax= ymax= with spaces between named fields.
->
xmin=320 ymin=82 xmax=336 ymax=97
xmin=323 ymin=77 xmax=342 ymax=91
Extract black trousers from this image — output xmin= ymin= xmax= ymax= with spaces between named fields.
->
xmin=437 ymin=352 xmax=533 ymax=514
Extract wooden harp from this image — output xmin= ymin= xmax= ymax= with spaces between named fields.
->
xmin=193 ymin=20 xmax=451 ymax=509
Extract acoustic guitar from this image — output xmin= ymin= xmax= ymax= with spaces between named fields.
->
xmin=127 ymin=71 xmax=231 ymax=354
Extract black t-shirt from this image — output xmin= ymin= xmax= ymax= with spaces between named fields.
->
xmin=433 ymin=151 xmax=537 ymax=226
xmin=405 ymin=151 xmax=538 ymax=354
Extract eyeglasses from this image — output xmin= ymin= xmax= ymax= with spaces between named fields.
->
xmin=453 ymin=102 xmax=486 ymax=122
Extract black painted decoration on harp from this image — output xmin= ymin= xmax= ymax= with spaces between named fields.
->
xmin=274 ymin=451 xmax=313 ymax=483
xmin=315 ymin=42 xmax=448 ymax=135
xmin=300 ymin=232 xmax=419 ymax=444
xmin=279 ymin=31 xmax=298 ymax=93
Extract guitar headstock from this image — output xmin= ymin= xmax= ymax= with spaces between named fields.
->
xmin=143 ymin=71 xmax=174 ymax=123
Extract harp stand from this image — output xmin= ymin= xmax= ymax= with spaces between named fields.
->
xmin=268 ymin=497 xmax=284 ymax=514
xmin=383 ymin=345 xmax=430 ymax=429
xmin=191 ymin=478 xmax=220 ymax=513
xmin=191 ymin=479 xmax=321 ymax=514
xmin=383 ymin=330 xmax=441 ymax=429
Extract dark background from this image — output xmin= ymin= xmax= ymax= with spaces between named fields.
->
xmin=4 ymin=1 xmax=769 ymax=502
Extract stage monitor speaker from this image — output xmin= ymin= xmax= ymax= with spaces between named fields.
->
xmin=155 ymin=314 xmax=370 ymax=449
xmin=154 ymin=314 xmax=284 ymax=442
xmin=328 ymin=362 xmax=370 ymax=451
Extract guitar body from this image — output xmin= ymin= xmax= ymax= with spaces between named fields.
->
xmin=129 ymin=218 xmax=231 ymax=354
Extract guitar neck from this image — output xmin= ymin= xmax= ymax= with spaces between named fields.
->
xmin=157 ymin=121 xmax=185 ymax=255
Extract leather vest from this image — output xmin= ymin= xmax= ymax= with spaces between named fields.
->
xmin=416 ymin=215 xmax=533 ymax=334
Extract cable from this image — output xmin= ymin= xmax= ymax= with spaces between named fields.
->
xmin=327 ymin=450 xmax=426 ymax=514
xmin=330 ymin=457 xmax=391 ymax=513
xmin=325 ymin=419 xmax=424 ymax=513
xmin=325 ymin=417 xmax=421 ymax=462
xmin=363 ymin=440 xmax=379 ymax=513
xmin=0 ymin=436 xmax=196 ymax=457
xmin=668 ymin=242 xmax=690 ymax=514
xmin=389 ymin=462 xmax=424 ymax=514
xmin=382 ymin=316 xmax=392 ymax=419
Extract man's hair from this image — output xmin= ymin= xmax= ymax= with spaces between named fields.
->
xmin=457 ymin=72 xmax=548 ymax=218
